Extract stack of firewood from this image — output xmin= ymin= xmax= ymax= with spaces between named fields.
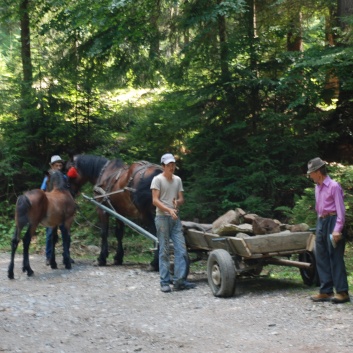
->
xmin=182 ymin=208 xmax=309 ymax=237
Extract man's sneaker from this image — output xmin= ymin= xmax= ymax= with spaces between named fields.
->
xmin=173 ymin=281 xmax=196 ymax=291
xmin=161 ymin=285 xmax=171 ymax=293
xmin=310 ymin=292 xmax=334 ymax=302
xmin=331 ymin=292 xmax=350 ymax=304
xmin=45 ymin=258 xmax=50 ymax=266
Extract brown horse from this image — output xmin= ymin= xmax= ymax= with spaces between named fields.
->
xmin=8 ymin=171 xmax=76 ymax=279
xmin=67 ymin=154 xmax=162 ymax=269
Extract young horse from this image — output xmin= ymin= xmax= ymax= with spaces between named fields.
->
xmin=67 ymin=154 xmax=162 ymax=269
xmin=8 ymin=171 xmax=76 ymax=279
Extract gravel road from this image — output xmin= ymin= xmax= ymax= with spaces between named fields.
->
xmin=1 ymin=252 xmax=352 ymax=353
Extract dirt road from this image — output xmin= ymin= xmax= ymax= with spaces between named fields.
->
xmin=1 ymin=253 xmax=352 ymax=353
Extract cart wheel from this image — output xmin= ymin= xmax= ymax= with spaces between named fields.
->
xmin=207 ymin=249 xmax=236 ymax=297
xmin=299 ymin=251 xmax=319 ymax=286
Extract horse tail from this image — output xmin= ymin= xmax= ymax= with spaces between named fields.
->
xmin=15 ymin=195 xmax=31 ymax=229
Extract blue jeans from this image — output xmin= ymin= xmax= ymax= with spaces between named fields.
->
xmin=316 ymin=216 xmax=349 ymax=294
xmin=155 ymin=216 xmax=188 ymax=286
xmin=45 ymin=225 xmax=71 ymax=259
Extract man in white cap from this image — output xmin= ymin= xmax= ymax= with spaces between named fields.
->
xmin=307 ymin=157 xmax=349 ymax=304
xmin=150 ymin=153 xmax=195 ymax=293
xmin=41 ymin=155 xmax=74 ymax=266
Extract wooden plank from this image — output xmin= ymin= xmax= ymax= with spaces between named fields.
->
xmin=306 ymin=233 xmax=316 ymax=251
xmin=226 ymin=238 xmax=252 ymax=257
xmin=204 ymin=233 xmax=227 ymax=250
xmin=241 ymin=231 xmax=312 ymax=255
xmin=185 ymin=229 xmax=216 ymax=250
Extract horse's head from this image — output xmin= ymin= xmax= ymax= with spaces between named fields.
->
xmin=66 ymin=154 xmax=110 ymax=197
xmin=47 ymin=170 xmax=68 ymax=192
xmin=66 ymin=166 xmax=84 ymax=197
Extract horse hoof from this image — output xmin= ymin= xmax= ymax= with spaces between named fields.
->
xmin=65 ymin=263 xmax=72 ymax=270
xmin=97 ymin=259 xmax=107 ymax=266
xmin=8 ymin=273 xmax=14 ymax=280
xmin=147 ymin=264 xmax=159 ymax=272
xmin=27 ymin=270 xmax=34 ymax=277
xmin=50 ymin=263 xmax=58 ymax=269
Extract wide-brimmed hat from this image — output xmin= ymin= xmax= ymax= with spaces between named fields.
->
xmin=307 ymin=157 xmax=326 ymax=174
xmin=161 ymin=153 xmax=176 ymax=165
xmin=50 ymin=155 xmax=64 ymax=165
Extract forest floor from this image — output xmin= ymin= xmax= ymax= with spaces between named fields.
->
xmin=1 ymin=252 xmax=353 ymax=353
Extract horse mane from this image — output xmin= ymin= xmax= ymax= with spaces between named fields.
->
xmin=74 ymin=154 xmax=110 ymax=180
xmin=49 ymin=171 xmax=68 ymax=191
xmin=110 ymin=158 xmax=126 ymax=169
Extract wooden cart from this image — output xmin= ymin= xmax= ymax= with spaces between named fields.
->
xmin=185 ymin=228 xmax=318 ymax=297
xmin=82 ymin=194 xmax=318 ymax=298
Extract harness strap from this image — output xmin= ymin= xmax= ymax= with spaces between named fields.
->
xmin=93 ymin=186 xmax=136 ymax=200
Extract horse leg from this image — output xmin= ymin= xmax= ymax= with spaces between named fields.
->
xmin=113 ymin=220 xmax=125 ymax=266
xmin=97 ymin=211 xmax=109 ymax=266
xmin=8 ymin=227 xmax=20 ymax=279
xmin=22 ymin=227 xmax=34 ymax=277
xmin=49 ymin=227 xmax=58 ymax=269
xmin=150 ymin=245 xmax=160 ymax=272
xmin=146 ymin=215 xmax=159 ymax=272
xmin=60 ymin=225 xmax=72 ymax=270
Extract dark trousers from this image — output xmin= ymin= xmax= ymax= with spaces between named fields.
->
xmin=315 ymin=216 xmax=349 ymax=294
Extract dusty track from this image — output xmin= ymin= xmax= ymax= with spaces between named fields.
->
xmin=1 ymin=253 xmax=352 ymax=353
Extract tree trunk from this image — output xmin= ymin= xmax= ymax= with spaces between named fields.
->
xmin=20 ymin=0 xmax=33 ymax=89
xmin=217 ymin=0 xmax=230 ymax=83
xmin=149 ymin=0 xmax=161 ymax=59
xmin=247 ymin=0 xmax=260 ymax=132
xmin=287 ymin=11 xmax=303 ymax=52
xmin=338 ymin=0 xmax=353 ymax=29
xmin=323 ymin=5 xmax=339 ymax=103
xmin=323 ymin=0 xmax=353 ymax=162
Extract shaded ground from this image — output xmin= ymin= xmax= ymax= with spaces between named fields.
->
xmin=1 ymin=252 xmax=353 ymax=353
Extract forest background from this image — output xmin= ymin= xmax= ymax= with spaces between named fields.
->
xmin=1 ymin=0 xmax=353 ymax=247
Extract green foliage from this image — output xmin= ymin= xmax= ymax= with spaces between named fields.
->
xmin=1 ymin=1 xmax=353 ymax=238
xmin=290 ymin=188 xmax=317 ymax=227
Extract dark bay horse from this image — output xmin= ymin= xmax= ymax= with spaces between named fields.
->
xmin=8 ymin=171 xmax=76 ymax=279
xmin=67 ymin=154 xmax=162 ymax=269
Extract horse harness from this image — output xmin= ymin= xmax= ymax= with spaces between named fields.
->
xmin=93 ymin=161 xmax=161 ymax=208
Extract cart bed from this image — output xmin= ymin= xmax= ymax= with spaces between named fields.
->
xmin=185 ymin=229 xmax=315 ymax=258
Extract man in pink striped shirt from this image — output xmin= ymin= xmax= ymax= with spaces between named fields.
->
xmin=307 ymin=157 xmax=350 ymax=304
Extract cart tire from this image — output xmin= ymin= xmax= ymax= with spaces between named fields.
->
xmin=207 ymin=249 xmax=236 ymax=297
xmin=299 ymin=251 xmax=320 ymax=286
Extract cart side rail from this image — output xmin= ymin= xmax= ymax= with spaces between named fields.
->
xmin=185 ymin=229 xmax=315 ymax=257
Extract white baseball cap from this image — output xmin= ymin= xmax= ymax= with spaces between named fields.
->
xmin=50 ymin=155 xmax=64 ymax=165
xmin=161 ymin=153 xmax=176 ymax=165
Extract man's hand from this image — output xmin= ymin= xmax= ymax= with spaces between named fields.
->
xmin=332 ymin=232 xmax=342 ymax=243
